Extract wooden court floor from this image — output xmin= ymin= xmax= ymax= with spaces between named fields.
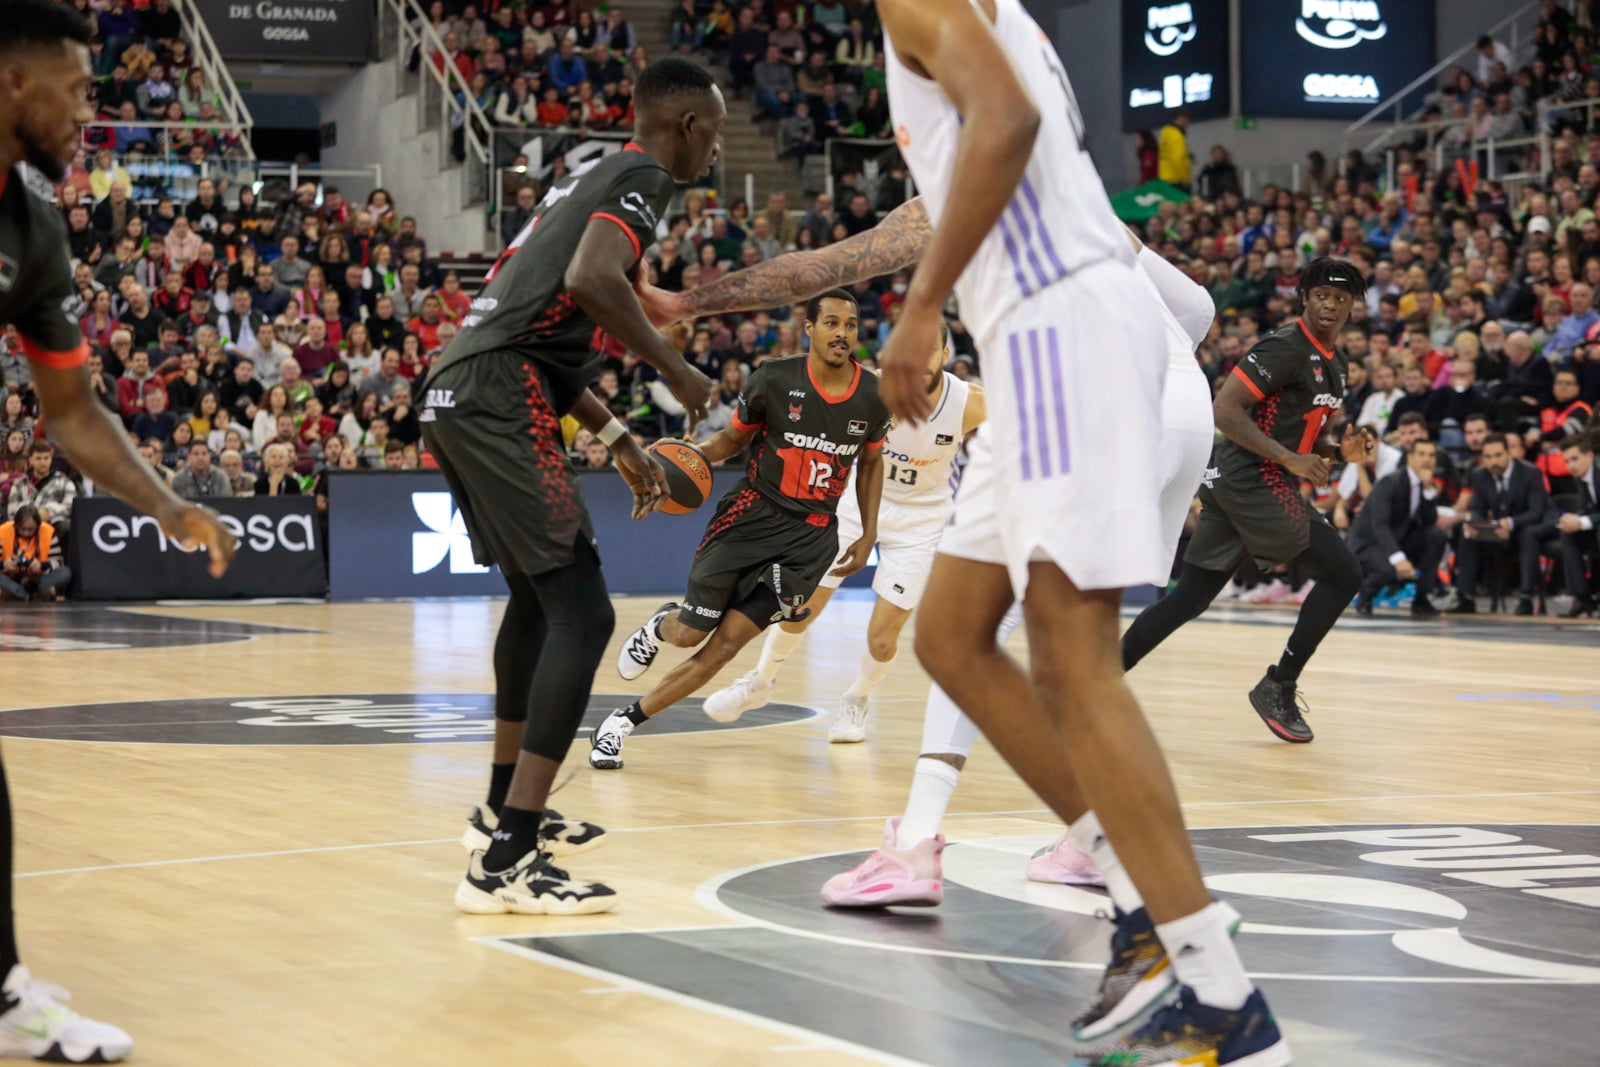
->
xmin=0 ymin=595 xmax=1597 ymax=1065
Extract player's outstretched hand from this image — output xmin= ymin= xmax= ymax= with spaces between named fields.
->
xmin=633 ymin=274 xmax=686 ymax=328
xmin=663 ymin=361 xmax=714 ymax=428
xmin=829 ymin=535 xmax=873 ymax=578
xmin=611 ymin=435 xmax=669 ymax=519
xmin=879 ymin=304 xmax=940 ymax=425
xmin=160 ymin=502 xmax=237 ymax=578
xmin=1283 ymin=451 xmax=1331 ymax=488
xmin=1339 ymin=423 xmax=1377 ymax=464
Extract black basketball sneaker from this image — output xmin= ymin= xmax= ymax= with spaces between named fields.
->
xmin=1248 ymin=666 xmax=1314 ymax=743
xmin=461 ymin=805 xmax=606 ymax=856
xmin=454 ymin=849 xmax=618 ymax=915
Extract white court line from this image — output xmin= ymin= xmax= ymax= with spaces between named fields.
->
xmin=475 ymin=935 xmax=932 ymax=1067
xmin=17 ymin=797 xmax=1599 ymax=879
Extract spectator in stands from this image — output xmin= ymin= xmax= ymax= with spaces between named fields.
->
xmin=253 ymin=384 xmax=294 ymax=451
xmin=252 ymin=262 xmax=291 ymax=319
xmin=753 ymin=44 xmax=796 ymax=119
xmin=833 ymin=19 xmax=875 ymax=83
xmin=255 ymin=443 xmax=302 ymax=496
xmin=502 ymin=184 xmax=537 ymax=247
xmin=116 ymin=348 xmax=158 ymax=422
xmin=545 ymin=37 xmax=588 ymax=94
xmin=1453 ymin=433 xmax=1552 ymax=615
xmin=132 ymin=386 xmax=177 ymax=443
xmin=273 ymin=235 xmax=311 ymax=288
xmin=813 ymin=82 xmax=853 ymax=140
xmin=1425 ymin=359 xmax=1489 ymax=439
xmin=390 ymin=264 xmax=428 ymax=320
xmin=171 ymin=439 xmax=230 ymax=500
xmin=779 ymin=99 xmax=819 ymax=162
xmin=219 ymin=449 xmax=251 ymax=497
xmin=86 ymin=350 xmax=119 ymax=415
xmin=358 ymin=349 xmax=404 ymax=405
xmin=247 ymin=322 xmax=289 ymax=386
xmin=164 ymin=350 xmax=212 ymax=417
xmin=0 ymin=505 xmax=68 ymax=602
xmin=278 ymin=357 xmax=315 ymax=409
xmin=1534 ymin=368 xmax=1593 ymax=491
xmin=407 ymin=295 xmax=447 ymax=353
xmin=273 ymin=298 xmax=306 ymax=348
xmin=136 ymin=61 xmax=175 ymax=120
xmin=1546 ymin=284 xmax=1600 ymax=359
xmin=1350 ymin=439 xmax=1449 ymax=617
xmin=6 ymin=442 xmax=76 ymax=537
xmin=355 ymin=415 xmax=391 ymax=466
xmin=1388 ymin=364 xmax=1433 ymax=434
xmin=1158 ymin=110 xmax=1192 ymax=191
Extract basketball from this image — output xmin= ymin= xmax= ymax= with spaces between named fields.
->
xmin=648 ymin=438 xmax=714 ymax=515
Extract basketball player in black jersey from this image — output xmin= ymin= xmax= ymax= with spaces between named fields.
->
xmin=0 ymin=3 xmax=236 ymax=1059
xmin=591 ymin=288 xmax=891 ymax=768
xmin=1120 ymin=258 xmax=1376 ymax=743
xmin=429 ymin=59 xmax=724 ymax=915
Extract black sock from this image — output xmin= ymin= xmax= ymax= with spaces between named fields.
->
xmin=622 ymin=701 xmax=649 ymax=725
xmin=486 ymin=762 xmax=515 ymax=815
xmin=483 ymin=805 xmax=543 ymax=871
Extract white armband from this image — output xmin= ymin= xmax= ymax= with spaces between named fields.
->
xmin=597 ymin=418 xmax=626 ymax=447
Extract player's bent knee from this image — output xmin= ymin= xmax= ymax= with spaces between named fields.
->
xmin=660 ymin=615 xmax=709 ymax=648
xmin=867 ymin=634 xmax=898 ymax=662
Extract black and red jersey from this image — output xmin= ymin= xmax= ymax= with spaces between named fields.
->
xmin=1219 ymin=318 xmax=1347 ymax=480
xmin=0 ymin=166 xmax=90 ymax=370
xmin=732 ymin=354 xmax=891 ymax=518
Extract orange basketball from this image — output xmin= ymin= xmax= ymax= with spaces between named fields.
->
xmin=648 ymin=438 xmax=714 ymax=515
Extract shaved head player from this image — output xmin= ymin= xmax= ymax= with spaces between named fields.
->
xmin=0 ymin=1 xmax=236 ymax=1059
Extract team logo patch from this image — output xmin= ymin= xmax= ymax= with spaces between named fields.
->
xmin=1314 ymin=366 xmax=1325 ymax=382
xmin=0 ymin=252 xmax=17 ymax=293
xmin=893 ymin=583 xmax=905 ymax=593
xmin=788 ymin=403 xmax=803 ymax=422
xmin=935 ymin=433 xmax=955 ymax=446
xmin=847 ymin=420 xmax=867 ymax=435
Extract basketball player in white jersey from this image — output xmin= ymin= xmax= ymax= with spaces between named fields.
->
xmin=867 ymin=1 xmax=1289 ymax=1062
xmin=699 ymin=327 xmax=983 ymax=742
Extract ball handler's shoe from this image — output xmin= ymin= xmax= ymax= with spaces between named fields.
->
xmin=703 ymin=669 xmax=774 ymax=723
xmin=1248 ymin=666 xmax=1314 ymax=743
xmin=588 ymin=711 xmax=633 ymax=770
xmin=617 ymin=603 xmax=676 ymax=681
xmin=1073 ymin=986 xmax=1290 ymax=1066
xmin=0 ymin=965 xmax=134 ymax=1063
xmin=455 ymin=850 xmax=618 ymax=915
xmin=820 ymin=819 xmax=944 ymax=908
xmin=462 ymin=805 xmax=606 ymax=856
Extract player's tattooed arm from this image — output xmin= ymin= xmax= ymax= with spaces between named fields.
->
xmin=643 ymin=199 xmax=934 ymax=323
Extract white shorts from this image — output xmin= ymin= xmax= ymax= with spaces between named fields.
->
xmin=818 ymin=498 xmax=947 ymax=610
xmin=950 ymin=263 xmax=1169 ymax=597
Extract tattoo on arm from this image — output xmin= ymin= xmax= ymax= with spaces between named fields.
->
xmin=677 ymin=199 xmax=933 ymax=317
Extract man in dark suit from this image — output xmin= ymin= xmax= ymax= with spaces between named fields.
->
xmin=1554 ymin=434 xmax=1599 ymax=616
xmin=1451 ymin=432 xmax=1553 ymax=614
xmin=1351 ymin=439 xmax=1449 ymax=616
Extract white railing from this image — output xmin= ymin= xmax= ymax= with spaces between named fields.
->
xmin=1344 ymin=0 xmax=1545 ymax=144
xmin=380 ymin=0 xmax=492 ymax=211
xmin=170 ymin=0 xmax=255 ymax=152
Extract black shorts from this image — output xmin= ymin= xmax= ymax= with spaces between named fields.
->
xmin=1184 ymin=464 xmax=1327 ymax=571
xmin=419 ymin=354 xmax=596 ymax=577
xmin=679 ymin=487 xmax=839 ymax=632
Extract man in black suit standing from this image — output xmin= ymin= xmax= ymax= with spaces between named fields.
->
xmin=1351 ymin=439 xmax=1449 ymax=616
xmin=1451 ymin=433 xmax=1553 ymax=614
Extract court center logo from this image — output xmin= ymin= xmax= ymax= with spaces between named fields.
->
xmin=1144 ymin=3 xmax=1197 ymax=57
xmin=412 ymin=491 xmax=489 ymax=575
xmin=0 ymin=694 xmax=820 ymax=744
xmin=1295 ymin=0 xmax=1387 ymax=50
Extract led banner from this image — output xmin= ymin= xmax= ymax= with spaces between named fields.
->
xmin=192 ymin=0 xmax=375 ymax=63
xmin=1121 ymin=0 xmax=1230 ymax=132
xmin=1240 ymin=0 xmax=1437 ymax=118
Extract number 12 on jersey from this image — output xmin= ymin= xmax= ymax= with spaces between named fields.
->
xmin=778 ymin=446 xmax=838 ymax=501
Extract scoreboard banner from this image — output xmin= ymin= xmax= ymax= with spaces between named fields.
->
xmin=1121 ymin=0 xmax=1229 ymax=132
xmin=1240 ymin=0 xmax=1437 ymax=118
xmin=193 ymin=0 xmax=375 ymax=63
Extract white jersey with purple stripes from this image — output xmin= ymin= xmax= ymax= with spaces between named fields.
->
xmin=882 ymin=0 xmax=1132 ymax=351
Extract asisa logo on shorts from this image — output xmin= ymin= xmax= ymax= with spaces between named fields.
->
xmin=411 ymin=492 xmax=490 ymax=575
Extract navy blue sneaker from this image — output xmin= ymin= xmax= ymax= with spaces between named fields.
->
xmin=1071 ymin=907 xmax=1176 ymax=1041
xmin=1074 ymin=986 xmax=1291 ymax=1066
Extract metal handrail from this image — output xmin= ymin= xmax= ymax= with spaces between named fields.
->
xmin=1344 ymin=0 xmax=1544 ymax=136
xmin=169 ymin=0 xmax=255 ymax=147
xmin=383 ymin=0 xmax=492 ymax=182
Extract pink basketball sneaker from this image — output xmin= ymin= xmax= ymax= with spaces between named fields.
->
xmin=1024 ymin=832 xmax=1106 ymax=886
xmin=820 ymin=819 xmax=944 ymax=908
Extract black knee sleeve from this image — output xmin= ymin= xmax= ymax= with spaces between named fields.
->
xmin=519 ymin=541 xmax=615 ymax=762
xmin=493 ymin=574 xmax=545 ymax=725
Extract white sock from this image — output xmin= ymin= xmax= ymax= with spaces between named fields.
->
xmin=755 ymin=627 xmax=805 ymax=685
xmin=844 ymin=649 xmax=895 ymax=700
xmin=1155 ymin=902 xmax=1253 ymax=1010
xmin=1069 ymin=811 xmax=1145 ymax=915
xmin=896 ymin=757 xmax=962 ymax=848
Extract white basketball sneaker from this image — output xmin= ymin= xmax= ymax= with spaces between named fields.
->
xmin=0 ymin=965 xmax=134 ymax=1063
xmin=616 ymin=603 xmax=675 ymax=681
xmin=703 ymin=670 xmax=774 ymax=723
xmin=829 ymin=693 xmax=870 ymax=743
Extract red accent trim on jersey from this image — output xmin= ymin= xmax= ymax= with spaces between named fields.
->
xmin=1231 ymin=364 xmax=1266 ymax=401
xmin=865 ymin=437 xmax=884 ymax=450
xmin=805 ymin=512 xmax=831 ymax=527
xmin=19 ymin=338 xmax=90 ymax=370
xmin=808 ymin=358 xmax=861 ymax=403
xmin=590 ymin=212 xmax=641 ymax=259
xmin=1297 ymin=408 xmax=1332 ymax=454
xmin=623 ymin=142 xmax=645 ymax=153
xmin=731 ymin=410 xmax=759 ymax=433
xmin=1297 ymin=318 xmax=1333 ymax=360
